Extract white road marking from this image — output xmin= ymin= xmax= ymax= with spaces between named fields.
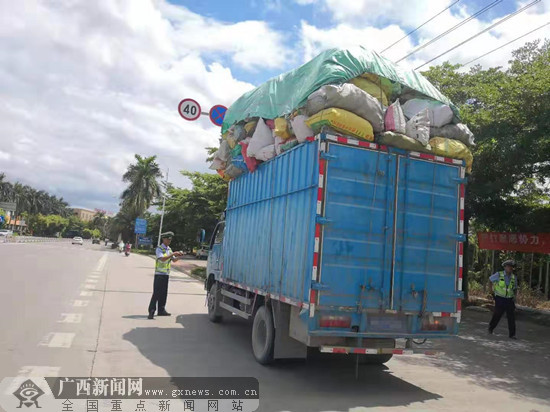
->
xmin=17 ymin=366 xmax=60 ymax=376
xmin=85 ymin=279 xmax=98 ymax=284
xmin=88 ymin=275 xmax=100 ymax=279
xmin=82 ymin=284 xmax=95 ymax=290
xmin=80 ymin=291 xmax=93 ymax=297
xmin=94 ymin=254 xmax=108 ymax=273
xmin=39 ymin=332 xmax=75 ymax=348
xmin=73 ymin=300 xmax=89 ymax=307
xmin=58 ymin=313 xmax=83 ymax=323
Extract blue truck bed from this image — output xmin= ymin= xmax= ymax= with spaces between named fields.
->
xmin=217 ymin=133 xmax=465 ymax=340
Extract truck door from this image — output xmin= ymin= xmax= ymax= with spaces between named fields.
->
xmin=318 ymin=143 xmax=396 ymax=310
xmin=392 ymin=156 xmax=461 ymax=313
xmin=207 ymin=221 xmax=225 ymax=278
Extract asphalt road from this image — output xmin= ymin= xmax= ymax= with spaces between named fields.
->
xmin=1 ymin=242 xmax=549 ymax=412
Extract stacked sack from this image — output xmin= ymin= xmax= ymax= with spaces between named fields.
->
xmin=211 ymin=72 xmax=475 ymax=178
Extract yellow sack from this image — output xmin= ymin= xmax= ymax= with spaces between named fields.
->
xmin=350 ymin=77 xmax=388 ymax=106
xmin=429 ymin=137 xmax=473 ymax=173
xmin=273 ymin=117 xmax=292 ymax=139
xmin=361 ymin=73 xmax=393 ymax=99
xmin=378 ymin=132 xmax=432 ymax=153
xmin=306 ymin=108 xmax=374 ymax=141
xmin=244 ymin=120 xmax=258 ymax=136
xmin=226 ymin=136 xmax=237 ymax=149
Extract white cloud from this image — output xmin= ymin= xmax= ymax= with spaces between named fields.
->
xmin=300 ymin=20 xmax=413 ymax=62
xmin=0 ymin=0 xmax=281 ymax=212
xmin=297 ymin=0 xmax=550 ymax=70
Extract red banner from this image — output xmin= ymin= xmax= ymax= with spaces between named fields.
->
xmin=477 ymin=232 xmax=550 ymax=254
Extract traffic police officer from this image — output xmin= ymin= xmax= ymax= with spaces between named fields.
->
xmin=148 ymin=231 xmax=183 ymax=319
xmin=488 ymin=259 xmax=518 ymax=339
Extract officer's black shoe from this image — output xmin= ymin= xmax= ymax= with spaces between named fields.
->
xmin=148 ymin=312 xmax=155 ymax=319
xmin=488 ymin=328 xmax=493 ymax=334
xmin=157 ymin=311 xmax=171 ymax=316
xmin=509 ymin=336 xmax=517 ymax=340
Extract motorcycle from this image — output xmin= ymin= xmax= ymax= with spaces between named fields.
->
xmin=124 ymin=244 xmax=131 ymax=257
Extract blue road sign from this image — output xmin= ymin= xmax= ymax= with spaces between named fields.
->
xmin=209 ymin=105 xmax=227 ymax=127
xmin=137 ymin=236 xmax=152 ymax=246
xmin=134 ymin=218 xmax=147 ymax=234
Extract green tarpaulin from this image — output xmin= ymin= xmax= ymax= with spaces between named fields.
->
xmin=222 ymin=46 xmax=459 ymax=134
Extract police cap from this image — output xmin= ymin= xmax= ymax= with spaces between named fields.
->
xmin=502 ymin=259 xmax=516 ymax=268
xmin=161 ymin=231 xmax=174 ymax=239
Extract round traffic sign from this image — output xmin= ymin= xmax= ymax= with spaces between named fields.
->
xmin=178 ymin=99 xmax=201 ymax=121
xmin=209 ymin=104 xmax=227 ymax=127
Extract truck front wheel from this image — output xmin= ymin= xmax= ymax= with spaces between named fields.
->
xmin=207 ymin=282 xmax=222 ymax=323
xmin=358 ymin=354 xmax=393 ymax=364
xmin=251 ymin=305 xmax=275 ymax=365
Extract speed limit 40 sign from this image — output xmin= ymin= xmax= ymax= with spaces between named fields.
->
xmin=178 ymin=98 xmax=201 ymax=121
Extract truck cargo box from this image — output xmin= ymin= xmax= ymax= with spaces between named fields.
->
xmin=208 ymin=133 xmax=465 ymax=343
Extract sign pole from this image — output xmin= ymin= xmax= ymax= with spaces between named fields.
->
xmin=545 ymin=258 xmax=549 ymax=299
xmin=157 ymin=168 xmax=169 ymax=247
xmin=539 ymin=257 xmax=543 ymax=290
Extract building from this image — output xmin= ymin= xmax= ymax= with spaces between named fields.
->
xmin=72 ymin=207 xmax=95 ymax=222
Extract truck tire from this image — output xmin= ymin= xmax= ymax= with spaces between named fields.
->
xmin=358 ymin=354 xmax=393 ymax=364
xmin=207 ymin=282 xmax=222 ymax=323
xmin=251 ymin=305 xmax=275 ymax=365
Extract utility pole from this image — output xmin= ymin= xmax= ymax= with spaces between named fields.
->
xmin=157 ymin=168 xmax=169 ymax=247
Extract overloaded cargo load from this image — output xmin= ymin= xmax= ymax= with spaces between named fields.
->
xmin=211 ymin=46 xmax=475 ymax=179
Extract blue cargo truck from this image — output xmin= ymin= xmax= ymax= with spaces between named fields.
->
xmin=205 ymin=133 xmax=466 ymax=364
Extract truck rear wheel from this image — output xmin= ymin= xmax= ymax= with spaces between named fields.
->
xmin=251 ymin=305 xmax=275 ymax=365
xmin=358 ymin=354 xmax=393 ymax=364
xmin=207 ymin=282 xmax=222 ymax=323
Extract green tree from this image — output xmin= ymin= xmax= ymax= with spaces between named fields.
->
xmin=153 ymin=171 xmax=228 ymax=249
xmin=0 ymin=208 xmax=6 ymax=228
xmin=120 ymin=155 xmax=163 ymax=218
xmin=422 ymin=40 xmax=550 ymax=231
xmin=422 ymin=40 xmax=550 ymax=298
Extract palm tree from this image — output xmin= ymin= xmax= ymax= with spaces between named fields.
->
xmin=120 ymin=155 xmax=163 ymax=217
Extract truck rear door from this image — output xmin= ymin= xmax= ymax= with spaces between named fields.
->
xmin=317 ymin=142 xmax=462 ymax=316
xmin=317 ymin=143 xmax=396 ymax=310
xmin=392 ymin=155 xmax=461 ymax=314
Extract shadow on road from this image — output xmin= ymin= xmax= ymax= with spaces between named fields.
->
xmin=123 ymin=313 xmax=440 ymax=411
xmin=399 ymin=310 xmax=550 ymax=405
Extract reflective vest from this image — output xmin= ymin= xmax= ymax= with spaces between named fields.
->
xmin=155 ymin=245 xmax=171 ymax=275
xmin=494 ymin=272 xmax=516 ymax=298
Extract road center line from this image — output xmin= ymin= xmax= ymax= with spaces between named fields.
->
xmin=80 ymin=291 xmax=93 ymax=297
xmin=39 ymin=333 xmax=75 ymax=348
xmin=73 ymin=300 xmax=89 ymax=307
xmin=58 ymin=313 xmax=83 ymax=323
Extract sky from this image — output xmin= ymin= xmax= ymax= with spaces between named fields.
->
xmin=0 ymin=0 xmax=549 ymax=214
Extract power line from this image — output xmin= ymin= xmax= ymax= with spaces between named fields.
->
xmin=396 ymin=0 xmax=503 ymax=63
xmin=415 ymin=0 xmax=541 ymax=69
xmin=380 ymin=0 xmax=461 ymax=54
xmin=461 ymin=21 xmax=550 ymax=67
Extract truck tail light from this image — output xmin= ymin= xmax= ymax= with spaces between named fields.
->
xmin=421 ymin=317 xmax=452 ymax=331
xmin=320 ymin=315 xmax=351 ymax=328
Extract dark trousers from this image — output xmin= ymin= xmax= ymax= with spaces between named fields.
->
xmin=489 ymin=295 xmax=516 ymax=337
xmin=148 ymin=275 xmax=169 ymax=314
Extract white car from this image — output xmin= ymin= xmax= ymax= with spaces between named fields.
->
xmin=195 ymin=245 xmax=208 ymax=259
xmin=0 ymin=229 xmax=13 ymax=237
xmin=72 ymin=236 xmax=83 ymax=245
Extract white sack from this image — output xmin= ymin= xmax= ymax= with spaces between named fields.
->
xmin=254 ymin=144 xmax=277 ymax=162
xmin=402 ymin=98 xmax=453 ymax=128
xmin=405 ymin=108 xmax=430 ymax=146
xmin=247 ymin=118 xmax=274 ymax=158
xmin=290 ymin=115 xmax=314 ymax=143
